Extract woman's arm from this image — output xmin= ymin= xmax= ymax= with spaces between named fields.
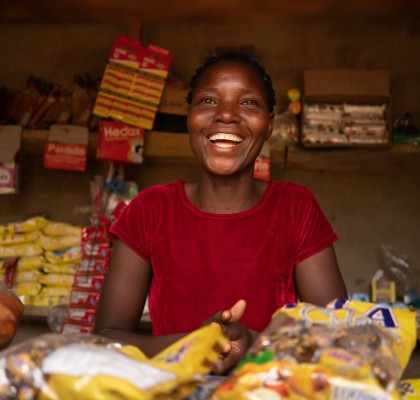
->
xmin=294 ymin=245 xmax=348 ymax=306
xmin=94 ymin=239 xmax=186 ymax=357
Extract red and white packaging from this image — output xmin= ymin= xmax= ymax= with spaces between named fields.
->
xmin=81 ymin=242 xmax=112 ymax=258
xmin=78 ymin=258 xmax=110 ymax=274
xmin=61 ymin=320 xmax=94 ymax=334
xmin=97 ymin=121 xmax=144 ymax=164
xmin=109 ymin=36 xmax=172 ymax=77
xmin=69 ymin=289 xmax=101 ymax=308
xmin=44 ymin=125 xmax=88 ymax=172
xmin=253 ymin=143 xmax=271 ymax=181
xmin=73 ymin=273 xmax=105 ymax=291
xmin=66 ymin=306 xmax=97 ymax=325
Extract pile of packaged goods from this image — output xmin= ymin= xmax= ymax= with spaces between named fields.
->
xmin=0 ymin=216 xmax=82 ymax=307
xmin=0 ymin=74 xmax=98 ymax=130
xmin=0 ymin=298 xmax=418 ymax=399
xmin=301 ymin=102 xmax=389 ymax=146
xmin=211 ymin=299 xmax=418 ymax=400
xmin=61 ymin=220 xmax=112 ymax=334
xmin=93 ymin=36 xmax=172 ymax=130
xmin=0 ymin=324 xmax=227 ymax=399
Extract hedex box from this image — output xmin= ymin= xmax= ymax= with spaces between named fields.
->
xmin=109 ymin=36 xmax=172 ymax=78
xmin=97 ymin=121 xmax=144 ymax=164
xmin=0 ymin=125 xmax=22 ymax=194
xmin=44 ymin=125 xmax=89 ymax=171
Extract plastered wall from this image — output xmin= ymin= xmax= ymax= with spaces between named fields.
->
xmin=0 ymin=18 xmax=419 ymax=296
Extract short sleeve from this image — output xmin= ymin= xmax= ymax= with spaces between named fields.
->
xmin=109 ymin=191 xmax=154 ymax=264
xmin=292 ymin=189 xmax=338 ymax=265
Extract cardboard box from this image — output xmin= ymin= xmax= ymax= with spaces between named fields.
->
xmin=158 ymin=87 xmax=189 ymax=116
xmin=97 ymin=121 xmax=144 ymax=164
xmin=302 ymin=69 xmax=391 ymax=147
xmin=44 ymin=125 xmax=89 ymax=172
xmin=0 ymin=125 xmax=22 ymax=194
xmin=371 ymin=280 xmax=396 ymax=304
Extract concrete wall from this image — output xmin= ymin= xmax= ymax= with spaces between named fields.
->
xmin=0 ymin=18 xmax=419 ymax=297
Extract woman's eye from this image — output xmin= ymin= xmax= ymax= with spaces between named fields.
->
xmin=242 ymin=99 xmax=258 ymax=106
xmin=200 ymin=97 xmax=215 ymax=104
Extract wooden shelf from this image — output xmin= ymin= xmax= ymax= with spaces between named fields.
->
xmin=20 ymin=129 xmax=420 ymax=174
xmin=285 ymin=144 xmax=420 ymax=174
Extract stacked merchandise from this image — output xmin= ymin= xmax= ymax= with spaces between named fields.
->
xmin=301 ymin=103 xmax=346 ymax=145
xmin=93 ymin=36 xmax=172 ymax=130
xmin=302 ymin=102 xmax=389 ymax=146
xmin=342 ymin=103 xmax=388 ymax=144
xmin=0 ymin=217 xmax=81 ymax=307
xmin=0 ymin=74 xmax=98 ymax=130
xmin=61 ymin=220 xmax=112 ymax=334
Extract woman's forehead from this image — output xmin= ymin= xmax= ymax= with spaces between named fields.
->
xmin=197 ymin=61 xmax=263 ymax=86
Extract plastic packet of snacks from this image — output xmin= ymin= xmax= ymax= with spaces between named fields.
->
xmin=211 ymin=299 xmax=417 ymax=400
xmin=0 ymin=324 xmax=228 ymax=399
xmin=399 ymin=379 xmax=420 ymax=399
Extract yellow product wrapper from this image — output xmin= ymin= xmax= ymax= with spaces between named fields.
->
xmin=0 ymin=243 xmax=43 ymax=258
xmin=0 ymin=325 xmax=227 ymax=400
xmin=0 ymin=230 xmax=41 ymax=246
xmin=38 ymin=235 xmax=81 ymax=252
xmin=44 ymin=247 xmax=81 ymax=264
xmin=399 ymin=379 xmax=420 ymax=399
xmin=41 ymin=222 xmax=82 ymax=237
xmin=39 ymin=285 xmax=74 ymax=297
xmin=30 ymin=294 xmax=70 ymax=307
xmin=273 ymin=299 xmax=417 ymax=373
xmin=13 ymin=269 xmax=42 ymax=284
xmin=12 ymin=282 xmax=42 ymax=297
xmin=17 ymin=255 xmax=45 ymax=270
xmin=38 ymin=273 xmax=75 ymax=286
xmin=0 ymin=216 xmax=49 ymax=234
xmin=212 ymin=299 xmax=416 ymax=400
xmin=42 ymin=263 xmax=78 ymax=275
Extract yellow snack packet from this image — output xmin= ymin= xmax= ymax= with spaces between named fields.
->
xmin=0 ymin=243 xmax=43 ymax=258
xmin=0 ymin=216 xmax=49 ymax=234
xmin=0 ymin=325 xmax=227 ymax=400
xmin=44 ymin=248 xmax=81 ymax=264
xmin=41 ymin=263 xmax=78 ymax=275
xmin=212 ymin=300 xmax=416 ymax=400
xmin=399 ymin=379 xmax=420 ymax=399
xmin=38 ymin=235 xmax=81 ymax=252
xmin=275 ymin=299 xmax=417 ymax=373
xmin=0 ymin=231 xmax=41 ymax=246
xmin=13 ymin=269 xmax=42 ymax=284
xmin=42 ymin=222 xmax=82 ymax=237
xmin=38 ymin=273 xmax=74 ymax=286
xmin=17 ymin=255 xmax=45 ymax=270
xmin=30 ymin=294 xmax=70 ymax=307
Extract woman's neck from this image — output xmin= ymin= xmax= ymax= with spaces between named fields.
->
xmin=185 ymin=173 xmax=269 ymax=214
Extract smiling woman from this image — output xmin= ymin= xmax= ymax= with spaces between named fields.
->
xmin=94 ymin=52 xmax=348 ymax=376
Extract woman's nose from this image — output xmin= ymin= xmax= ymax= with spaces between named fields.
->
xmin=215 ymin=102 xmax=240 ymax=123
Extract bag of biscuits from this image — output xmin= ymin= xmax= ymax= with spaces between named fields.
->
xmin=211 ymin=299 xmax=417 ymax=400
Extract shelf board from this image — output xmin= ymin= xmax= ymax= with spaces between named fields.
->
xmin=20 ymin=129 xmax=420 ymax=173
xmin=285 ymin=144 xmax=420 ymax=174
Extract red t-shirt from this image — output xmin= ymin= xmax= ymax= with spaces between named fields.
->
xmin=110 ymin=180 xmax=338 ymax=335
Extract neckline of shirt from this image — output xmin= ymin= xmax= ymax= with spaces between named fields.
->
xmin=176 ymin=179 xmax=274 ymax=219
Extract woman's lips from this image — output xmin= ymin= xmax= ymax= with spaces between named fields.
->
xmin=209 ymin=133 xmax=244 ymax=148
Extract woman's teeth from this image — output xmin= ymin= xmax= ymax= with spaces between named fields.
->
xmin=209 ymin=133 xmax=243 ymax=144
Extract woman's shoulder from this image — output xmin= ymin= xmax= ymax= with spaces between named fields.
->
xmin=130 ymin=180 xmax=182 ymax=207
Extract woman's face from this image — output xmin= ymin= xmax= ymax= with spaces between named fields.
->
xmin=187 ymin=61 xmax=274 ymax=177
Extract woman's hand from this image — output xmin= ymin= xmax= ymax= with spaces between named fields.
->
xmin=202 ymin=300 xmax=254 ymax=375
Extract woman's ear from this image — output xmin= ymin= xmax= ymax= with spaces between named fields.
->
xmin=264 ymin=111 xmax=275 ymax=141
